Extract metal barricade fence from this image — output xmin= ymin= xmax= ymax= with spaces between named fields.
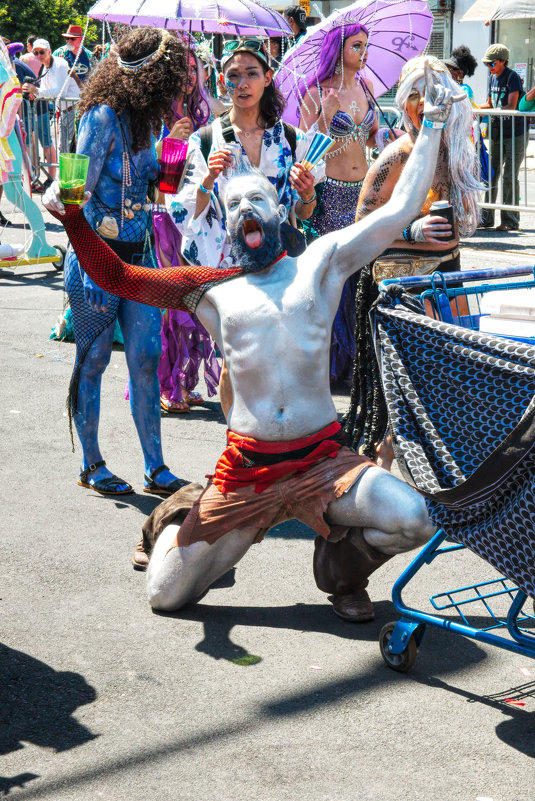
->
xmin=474 ymin=108 xmax=534 ymax=215
xmin=20 ymin=95 xmax=79 ymax=187
xmin=369 ymin=105 xmax=534 ymax=216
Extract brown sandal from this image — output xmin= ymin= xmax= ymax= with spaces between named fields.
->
xmin=160 ymin=396 xmax=190 ymax=414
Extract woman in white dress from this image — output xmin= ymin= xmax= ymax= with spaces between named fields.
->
xmin=168 ymin=36 xmax=324 ymax=270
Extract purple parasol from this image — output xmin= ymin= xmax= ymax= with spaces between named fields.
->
xmin=86 ymin=0 xmax=292 ymax=36
xmin=276 ymin=0 xmax=433 ymax=127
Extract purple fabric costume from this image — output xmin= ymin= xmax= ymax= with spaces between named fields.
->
xmin=153 ymin=207 xmax=221 ymax=403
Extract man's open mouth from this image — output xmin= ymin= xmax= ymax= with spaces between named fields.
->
xmin=242 ymin=218 xmax=263 ymax=249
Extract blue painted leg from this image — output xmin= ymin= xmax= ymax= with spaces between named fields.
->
xmin=73 ymin=323 xmax=132 ymax=494
xmin=118 ymin=298 xmax=186 ymax=493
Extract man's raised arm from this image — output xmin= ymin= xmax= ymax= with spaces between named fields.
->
xmin=318 ymin=62 xmax=466 ymax=279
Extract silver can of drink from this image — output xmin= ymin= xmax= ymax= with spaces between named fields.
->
xmin=429 ymin=200 xmax=455 ymax=241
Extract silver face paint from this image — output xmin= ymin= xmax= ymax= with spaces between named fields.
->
xmin=225 ymin=79 xmax=236 ymax=96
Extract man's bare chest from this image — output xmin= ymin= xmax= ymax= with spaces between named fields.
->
xmin=211 ymin=275 xmax=321 ymax=339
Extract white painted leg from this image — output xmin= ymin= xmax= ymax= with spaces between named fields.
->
xmin=146 ymin=524 xmax=259 ymax=611
xmin=327 ymin=466 xmax=436 ymax=556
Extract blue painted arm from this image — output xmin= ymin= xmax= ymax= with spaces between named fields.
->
xmin=76 ymin=105 xmax=117 ymax=306
xmin=76 ymin=104 xmax=116 ymax=195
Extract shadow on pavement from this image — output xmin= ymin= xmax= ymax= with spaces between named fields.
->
xmin=0 ymin=643 xmax=97 ymax=757
xmin=177 ymin=401 xmax=227 ymax=424
xmin=0 ymin=772 xmax=40 ymax=795
xmin=156 ymin=598 xmax=485 ymax=667
xmin=11 ymin=621 xmax=528 ymax=798
xmin=419 ymin=675 xmax=535 ymax=758
xmin=0 ymin=270 xmax=64 ymax=291
xmin=461 ymin=232 xmax=535 ymax=251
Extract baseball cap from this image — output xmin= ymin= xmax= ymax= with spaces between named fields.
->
xmin=33 ymin=38 xmax=51 ymax=50
xmin=482 ymin=43 xmax=509 ymax=63
xmin=284 ymin=5 xmax=307 ymax=31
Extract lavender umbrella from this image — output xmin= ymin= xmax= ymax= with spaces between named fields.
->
xmin=276 ymin=0 xmax=433 ymax=127
xmin=87 ymin=0 xmax=292 ymax=36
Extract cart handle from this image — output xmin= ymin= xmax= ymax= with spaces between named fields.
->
xmin=379 ymin=265 xmax=535 ymax=293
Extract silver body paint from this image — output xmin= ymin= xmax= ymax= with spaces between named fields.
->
xmin=147 ymin=121 xmax=443 ymax=610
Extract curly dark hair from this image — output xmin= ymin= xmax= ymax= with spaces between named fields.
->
xmin=451 ymin=45 xmax=478 ymax=78
xmin=77 ymin=27 xmax=188 ymax=153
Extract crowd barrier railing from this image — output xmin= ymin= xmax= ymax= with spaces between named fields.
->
xmin=473 ymin=108 xmax=534 ymax=215
xmin=20 ymin=95 xmax=80 ymax=188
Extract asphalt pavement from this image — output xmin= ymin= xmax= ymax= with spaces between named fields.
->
xmin=1 ymin=190 xmax=535 ymax=801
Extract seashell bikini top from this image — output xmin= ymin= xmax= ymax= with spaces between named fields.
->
xmin=320 ymin=77 xmax=376 ymax=157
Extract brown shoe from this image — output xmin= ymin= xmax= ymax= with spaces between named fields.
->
xmin=132 ymin=537 xmax=150 ymax=571
xmin=331 ymin=590 xmax=375 ymax=623
xmin=314 ymin=528 xmax=393 ymax=622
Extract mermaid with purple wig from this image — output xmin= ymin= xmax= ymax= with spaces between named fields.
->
xmin=298 ymin=22 xmax=378 ymax=383
xmin=154 ymin=48 xmax=221 ymax=413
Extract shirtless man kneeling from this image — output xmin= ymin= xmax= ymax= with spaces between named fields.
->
xmin=44 ymin=62 xmax=464 ymax=622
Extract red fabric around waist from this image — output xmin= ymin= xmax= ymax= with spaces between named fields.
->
xmin=209 ymin=421 xmax=344 ymax=494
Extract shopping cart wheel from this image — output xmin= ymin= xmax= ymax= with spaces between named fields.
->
xmin=379 ymin=622 xmax=418 ymax=673
xmin=54 ymin=245 xmax=66 ymax=271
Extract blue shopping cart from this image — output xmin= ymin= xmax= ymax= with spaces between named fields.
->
xmin=375 ymin=265 xmax=535 ymax=672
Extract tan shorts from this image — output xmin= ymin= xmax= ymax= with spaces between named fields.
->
xmin=176 ymin=446 xmax=374 ymax=548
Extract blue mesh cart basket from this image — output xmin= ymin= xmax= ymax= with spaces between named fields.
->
xmin=373 ymin=265 xmax=535 ymax=672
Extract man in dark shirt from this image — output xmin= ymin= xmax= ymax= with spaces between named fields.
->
xmin=479 ymin=43 xmax=527 ymax=231
xmin=52 ymin=24 xmax=91 ymax=86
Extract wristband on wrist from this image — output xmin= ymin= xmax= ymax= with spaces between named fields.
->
xmin=198 ymin=182 xmax=211 ymax=195
xmin=409 ymin=218 xmax=427 ymax=243
xmin=299 ymin=191 xmax=316 ymax=205
xmin=422 ymin=118 xmax=446 ymax=130
xmin=402 ymin=223 xmax=415 ymax=243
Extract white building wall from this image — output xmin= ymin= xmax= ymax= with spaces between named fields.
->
xmin=451 ymin=0 xmax=492 ymax=104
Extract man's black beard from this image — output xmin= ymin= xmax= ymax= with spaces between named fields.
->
xmin=230 ymin=214 xmax=283 ymax=273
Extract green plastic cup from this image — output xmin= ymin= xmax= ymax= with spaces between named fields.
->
xmin=59 ymin=153 xmax=90 ymax=204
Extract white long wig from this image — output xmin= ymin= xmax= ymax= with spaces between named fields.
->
xmin=396 ymin=56 xmax=483 ymax=236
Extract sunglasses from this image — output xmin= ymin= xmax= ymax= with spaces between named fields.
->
xmin=486 ymin=61 xmax=496 ymax=67
xmin=33 ymin=49 xmax=47 ymax=55
xmin=222 ymin=38 xmax=265 ymax=55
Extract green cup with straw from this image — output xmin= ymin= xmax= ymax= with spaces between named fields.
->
xmin=59 ymin=153 xmax=90 ymax=204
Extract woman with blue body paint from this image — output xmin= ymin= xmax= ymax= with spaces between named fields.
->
xmin=63 ymin=27 xmax=191 ymax=498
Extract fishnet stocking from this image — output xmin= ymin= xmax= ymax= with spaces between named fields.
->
xmin=58 ymin=205 xmax=242 ymax=312
xmin=59 ymin=205 xmax=242 ymax=312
